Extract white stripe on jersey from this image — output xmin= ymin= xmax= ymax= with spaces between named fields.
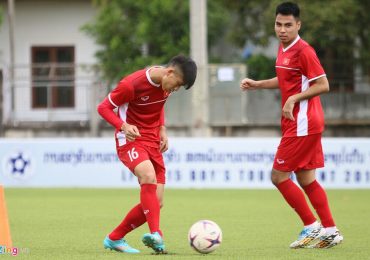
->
xmin=308 ymin=74 xmax=326 ymax=82
xmin=108 ymin=93 xmax=119 ymax=108
xmin=117 ymin=103 xmax=128 ymax=146
xmin=275 ymin=65 xmax=300 ymax=71
xmin=136 ymin=99 xmax=166 ymax=106
xmin=297 ymin=76 xmax=309 ymax=136
xmin=118 ymin=103 xmax=128 ymax=122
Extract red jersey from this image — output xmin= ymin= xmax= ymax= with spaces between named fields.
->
xmin=98 ymin=67 xmax=168 ymax=148
xmin=275 ymin=36 xmax=326 ymax=137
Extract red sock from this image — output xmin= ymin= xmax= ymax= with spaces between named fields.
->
xmin=277 ymin=179 xmax=317 ymax=225
xmin=140 ymin=184 xmax=161 ymax=235
xmin=303 ymin=180 xmax=335 ymax=227
xmin=108 ymin=203 xmax=146 ymax=240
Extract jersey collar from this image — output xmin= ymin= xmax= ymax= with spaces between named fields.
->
xmin=146 ymin=67 xmax=161 ymax=87
xmin=282 ymin=35 xmax=300 ymax=52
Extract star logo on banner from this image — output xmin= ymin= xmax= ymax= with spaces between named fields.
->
xmin=9 ymin=152 xmax=30 ymax=175
xmin=2 ymin=150 xmax=34 ymax=181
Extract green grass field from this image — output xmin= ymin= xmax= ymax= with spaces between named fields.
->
xmin=3 ymin=189 xmax=370 ymax=259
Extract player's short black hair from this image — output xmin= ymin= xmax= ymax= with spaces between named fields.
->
xmin=276 ymin=2 xmax=300 ymax=19
xmin=168 ymin=55 xmax=197 ymax=90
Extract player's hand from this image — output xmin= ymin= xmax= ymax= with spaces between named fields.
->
xmin=282 ymin=97 xmax=295 ymax=121
xmin=240 ymin=78 xmax=259 ymax=91
xmin=121 ymin=122 xmax=141 ymax=141
xmin=159 ymin=126 xmax=168 ymax=153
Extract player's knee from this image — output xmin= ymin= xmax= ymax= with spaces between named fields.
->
xmin=138 ymin=173 xmax=156 ymax=184
xmin=270 ymin=170 xmax=280 ymax=186
xmin=271 ymin=168 xmax=291 ymax=186
xmin=296 ymin=176 xmax=304 ymax=186
xmin=296 ymin=177 xmax=313 ymax=187
xmin=296 ymin=171 xmax=316 ymax=187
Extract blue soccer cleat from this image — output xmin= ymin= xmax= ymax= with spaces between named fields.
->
xmin=142 ymin=231 xmax=167 ymax=254
xmin=289 ymin=224 xmax=326 ymax=249
xmin=103 ymin=236 xmax=140 ymax=254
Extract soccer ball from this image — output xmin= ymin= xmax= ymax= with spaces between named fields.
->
xmin=188 ymin=220 xmax=222 ymax=254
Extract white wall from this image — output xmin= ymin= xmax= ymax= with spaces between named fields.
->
xmin=1 ymin=0 xmax=98 ymax=65
xmin=0 ymin=0 xmax=99 ymax=123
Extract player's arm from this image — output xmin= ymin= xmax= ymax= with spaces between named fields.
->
xmin=240 ymin=77 xmax=279 ymax=91
xmin=282 ymin=76 xmax=329 ymax=121
xmin=159 ymin=107 xmax=168 ymax=153
xmin=97 ymin=98 xmax=124 ymax=129
xmin=97 ymin=80 xmax=141 ymax=141
xmin=289 ymin=76 xmax=329 ymax=102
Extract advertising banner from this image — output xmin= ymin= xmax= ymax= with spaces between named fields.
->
xmin=0 ymin=138 xmax=369 ymax=188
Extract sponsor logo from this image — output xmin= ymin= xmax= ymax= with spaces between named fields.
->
xmin=276 ymin=158 xmax=285 ymax=164
xmin=283 ymin=58 xmax=290 ymax=65
xmin=141 ymin=96 xmax=149 ymax=101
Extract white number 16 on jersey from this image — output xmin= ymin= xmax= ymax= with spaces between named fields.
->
xmin=127 ymin=147 xmax=139 ymax=162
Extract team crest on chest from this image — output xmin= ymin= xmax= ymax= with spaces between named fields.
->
xmin=141 ymin=96 xmax=150 ymax=101
xmin=283 ymin=58 xmax=290 ymax=65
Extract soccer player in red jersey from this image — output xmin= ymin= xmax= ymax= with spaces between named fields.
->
xmin=97 ymin=55 xmax=197 ymax=254
xmin=240 ymin=2 xmax=343 ymax=249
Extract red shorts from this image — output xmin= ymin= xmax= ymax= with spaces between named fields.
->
xmin=117 ymin=142 xmax=166 ymax=184
xmin=273 ymin=133 xmax=324 ymax=173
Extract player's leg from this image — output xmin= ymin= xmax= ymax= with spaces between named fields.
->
xmin=272 ymin=168 xmax=324 ymax=248
xmin=272 ymin=169 xmax=316 ymax=226
xmin=156 ymin=183 xmax=165 ymax=209
xmin=107 ymin=204 xmax=146 ymax=240
xmin=103 ymin=203 xmax=143 ymax=253
xmin=141 ymin=183 xmax=166 ymax=253
xmin=153 ymin=152 xmax=166 ymax=211
xmin=271 ymin=168 xmax=318 ymax=226
xmin=297 ymin=169 xmax=343 ymax=248
xmin=272 ymin=136 xmax=322 ymax=248
xmin=141 ymin=148 xmax=167 ymax=253
xmin=133 ymin=160 xmax=161 ymax=234
xmin=297 ymin=169 xmax=334 ymax=227
xmin=103 ymin=143 xmax=151 ymax=253
xmin=272 ymin=138 xmax=318 ymax=228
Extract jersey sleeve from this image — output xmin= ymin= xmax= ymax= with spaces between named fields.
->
xmin=108 ymin=79 xmax=135 ymax=107
xmin=299 ymin=46 xmax=326 ymax=82
xmin=97 ymin=97 xmax=123 ymax=130
xmin=97 ymin=79 xmax=135 ymax=130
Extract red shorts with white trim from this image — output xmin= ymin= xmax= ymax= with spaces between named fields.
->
xmin=273 ymin=133 xmax=324 ymax=173
xmin=117 ymin=141 xmax=166 ymax=184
